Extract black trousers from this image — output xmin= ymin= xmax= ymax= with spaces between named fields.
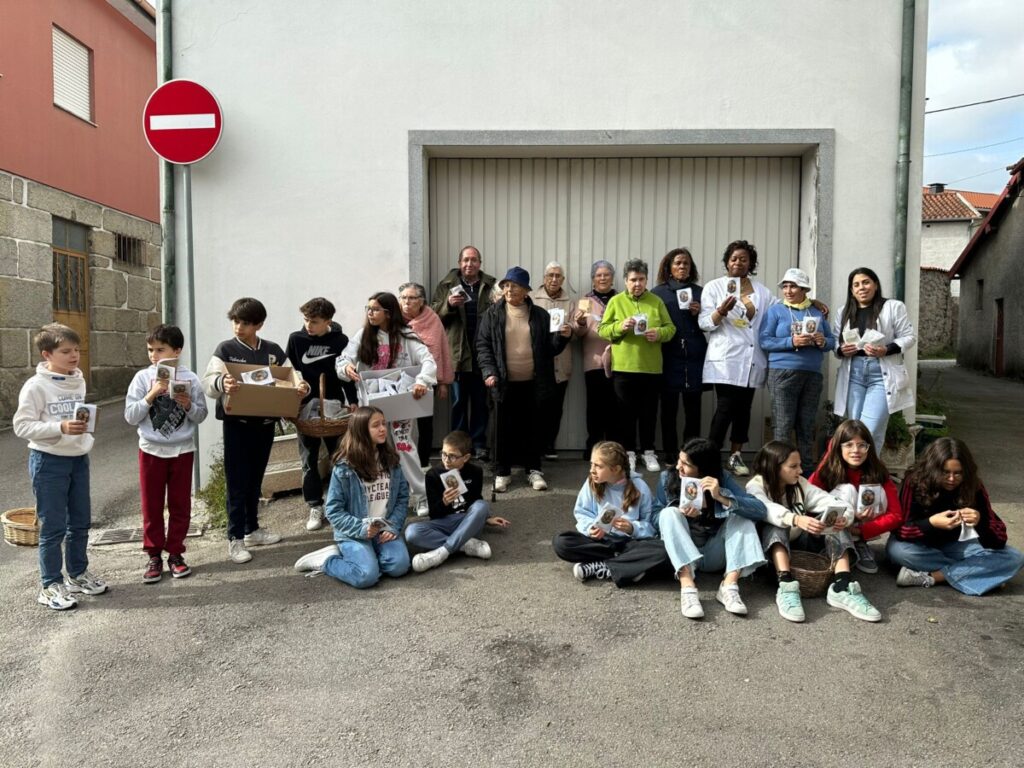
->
xmin=222 ymin=419 xmax=276 ymax=541
xmin=552 ymin=531 xmax=674 ymax=587
xmin=296 ymin=431 xmax=339 ymax=507
xmin=660 ymin=388 xmax=703 ymax=462
xmin=708 ymin=383 xmax=757 ymax=449
xmin=584 ymin=369 xmax=616 ymax=458
xmin=540 ymin=380 xmax=570 ymax=453
xmin=416 ymin=415 xmax=434 ymax=463
xmin=612 ymin=371 xmax=662 ymax=453
xmin=495 ymin=380 xmax=542 ymax=476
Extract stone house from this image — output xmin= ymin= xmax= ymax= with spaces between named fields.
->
xmin=950 ymin=158 xmax=1024 ymax=379
xmin=0 ymin=0 xmax=161 ymax=422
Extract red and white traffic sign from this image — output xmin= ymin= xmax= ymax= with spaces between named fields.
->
xmin=143 ymin=79 xmax=223 ymax=164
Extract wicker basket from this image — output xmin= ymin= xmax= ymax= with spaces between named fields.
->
xmin=292 ymin=373 xmax=352 ymax=438
xmin=789 ymin=550 xmax=834 ymax=597
xmin=2 ymin=507 xmax=39 ymax=547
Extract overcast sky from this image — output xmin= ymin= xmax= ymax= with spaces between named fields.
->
xmin=924 ymin=0 xmax=1024 ymax=193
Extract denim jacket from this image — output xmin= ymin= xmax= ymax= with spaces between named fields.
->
xmin=653 ymin=470 xmax=766 ymax=534
xmin=324 ymin=461 xmax=409 ymax=542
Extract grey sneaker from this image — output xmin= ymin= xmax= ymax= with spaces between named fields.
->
xmin=65 ymin=570 xmax=108 ymax=596
xmin=853 ymin=539 xmax=879 ymax=574
xmin=38 ymin=582 xmax=77 ymax=611
xmin=243 ymin=528 xmax=281 ymax=547
xmin=294 ymin=544 xmax=340 ymax=572
xmin=727 ymin=452 xmax=750 ymax=477
xmin=775 ymin=580 xmax=805 ymax=622
xmin=460 ymin=538 xmax=492 ymax=559
xmin=896 ymin=566 xmax=935 ymax=588
xmin=827 ymin=581 xmax=882 ymax=622
xmin=680 ymin=586 xmax=704 ymax=619
xmin=228 ymin=539 xmax=252 ymax=564
xmin=716 ymin=582 xmax=748 ymax=615
xmin=305 ymin=506 xmax=326 ymax=531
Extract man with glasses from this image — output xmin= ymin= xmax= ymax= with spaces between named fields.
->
xmin=430 ymin=246 xmax=496 ymax=459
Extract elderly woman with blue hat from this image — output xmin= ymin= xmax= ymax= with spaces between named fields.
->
xmin=476 ymin=266 xmax=571 ymax=493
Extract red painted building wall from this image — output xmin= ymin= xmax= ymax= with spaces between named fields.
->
xmin=0 ymin=0 xmax=159 ymax=223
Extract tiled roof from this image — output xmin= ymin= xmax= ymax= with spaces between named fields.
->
xmin=922 ymin=191 xmax=980 ymax=222
xmin=949 ymin=157 xmax=1024 ymax=278
xmin=957 ymin=190 xmax=999 ymax=211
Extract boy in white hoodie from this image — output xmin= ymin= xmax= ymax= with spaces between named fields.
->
xmin=13 ymin=324 xmax=108 ymax=610
xmin=124 ymin=324 xmax=208 ymax=583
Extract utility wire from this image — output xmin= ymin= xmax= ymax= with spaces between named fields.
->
xmin=925 ymin=92 xmax=1024 ymax=115
xmin=925 ymin=136 xmax=1024 ymax=158
xmin=947 ymin=166 xmax=1008 ymax=184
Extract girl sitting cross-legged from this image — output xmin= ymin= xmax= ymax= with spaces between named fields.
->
xmin=293 ymin=406 xmax=411 ymax=587
xmin=552 ymin=441 xmax=673 ymax=586
xmin=748 ymin=440 xmax=881 ymax=624
xmin=655 ymin=438 xmax=767 ymax=619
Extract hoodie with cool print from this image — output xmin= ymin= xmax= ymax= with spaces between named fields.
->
xmin=13 ymin=362 xmax=94 ymax=456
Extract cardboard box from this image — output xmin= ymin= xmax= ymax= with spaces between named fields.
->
xmin=223 ymin=363 xmax=303 ymax=419
xmin=357 ymin=365 xmax=434 ymax=422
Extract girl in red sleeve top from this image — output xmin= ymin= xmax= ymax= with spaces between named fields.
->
xmin=809 ymin=419 xmax=901 ymax=575
xmin=888 ymin=437 xmax=1023 ymax=595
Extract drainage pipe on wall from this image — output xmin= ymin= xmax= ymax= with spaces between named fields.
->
xmin=892 ymin=0 xmax=916 ymax=302
xmin=158 ymin=0 xmax=175 ymax=322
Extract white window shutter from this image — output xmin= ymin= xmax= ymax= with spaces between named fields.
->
xmin=52 ymin=26 xmax=92 ymax=122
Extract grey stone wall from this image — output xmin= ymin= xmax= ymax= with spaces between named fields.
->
xmin=0 ymin=171 xmax=161 ymax=423
xmin=918 ymin=267 xmax=958 ymax=356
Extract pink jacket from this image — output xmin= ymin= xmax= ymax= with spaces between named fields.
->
xmin=407 ymin=306 xmax=455 ymax=385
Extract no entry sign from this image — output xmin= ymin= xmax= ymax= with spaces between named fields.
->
xmin=143 ymin=79 xmax=223 ymax=164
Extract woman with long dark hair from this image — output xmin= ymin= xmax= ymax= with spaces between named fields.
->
xmin=652 ymin=248 xmax=708 ymax=465
xmin=888 ymin=438 xmax=1024 ymax=594
xmin=338 ymin=292 xmax=437 ymax=514
xmin=832 ymin=267 xmax=915 ymax=450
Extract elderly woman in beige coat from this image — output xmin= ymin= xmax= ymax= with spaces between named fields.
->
xmin=529 ymin=261 xmax=585 ymax=459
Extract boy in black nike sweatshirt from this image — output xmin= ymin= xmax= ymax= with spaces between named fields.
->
xmin=286 ymin=297 xmax=357 ymax=531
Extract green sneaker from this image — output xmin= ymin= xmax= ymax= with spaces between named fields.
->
xmin=775 ymin=580 xmax=805 ymax=623
xmin=827 ymin=581 xmax=882 ymax=622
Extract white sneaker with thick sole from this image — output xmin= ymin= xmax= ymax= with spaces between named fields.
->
xmin=495 ymin=475 xmax=511 ymax=493
xmin=680 ymin=586 xmax=704 ymax=619
xmin=528 ymin=471 xmax=548 ymax=491
xmin=461 ymin=538 xmax=492 ymax=559
xmin=294 ymin=544 xmax=340 ymax=572
xmin=228 ymin=539 xmax=253 ymax=564
xmin=38 ymin=582 xmax=77 ymax=611
xmin=642 ymin=450 xmax=661 ymax=473
xmin=412 ymin=547 xmax=450 ymax=573
xmin=716 ymin=582 xmax=748 ymax=615
xmin=243 ymin=528 xmax=282 ymax=547
xmin=65 ymin=570 xmax=108 ymax=596
xmin=305 ymin=506 xmax=325 ymax=531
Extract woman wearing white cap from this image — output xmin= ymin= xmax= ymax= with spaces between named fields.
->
xmin=759 ymin=268 xmax=835 ymax=474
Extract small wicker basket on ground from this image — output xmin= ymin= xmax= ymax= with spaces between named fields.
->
xmin=2 ymin=508 xmax=39 ymax=547
xmin=292 ymin=373 xmax=352 ymax=438
xmin=789 ymin=550 xmax=834 ymax=597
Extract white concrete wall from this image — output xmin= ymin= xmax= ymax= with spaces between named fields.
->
xmin=165 ymin=0 xmax=928 ymax=479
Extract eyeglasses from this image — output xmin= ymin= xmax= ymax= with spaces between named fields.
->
xmin=841 ymin=442 xmax=870 ymax=452
xmin=440 ymin=451 xmax=467 ymax=462
xmin=365 ymin=306 xmax=389 ymax=315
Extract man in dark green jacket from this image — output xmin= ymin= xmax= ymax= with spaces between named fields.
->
xmin=430 ymin=245 xmax=496 ymax=458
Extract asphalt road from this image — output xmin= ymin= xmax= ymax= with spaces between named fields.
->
xmin=1 ymin=365 xmax=1021 ymax=768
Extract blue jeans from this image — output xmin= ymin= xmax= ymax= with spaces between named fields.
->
xmin=322 ymin=538 xmax=411 ymax=589
xmin=405 ymin=499 xmax=490 ymax=553
xmin=29 ymin=450 xmax=91 ymax=587
xmin=886 ymin=538 xmax=1024 ymax=596
xmin=768 ymin=368 xmax=823 ymax=474
xmin=658 ymin=508 xmax=766 ymax=578
xmin=846 ymin=357 xmax=888 ymax=449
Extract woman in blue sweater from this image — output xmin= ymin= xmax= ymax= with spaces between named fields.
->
xmin=759 ymin=268 xmax=835 ymax=475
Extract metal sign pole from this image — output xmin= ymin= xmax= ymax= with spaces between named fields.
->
xmin=183 ymin=163 xmax=200 ymax=492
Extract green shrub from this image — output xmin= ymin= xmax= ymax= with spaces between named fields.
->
xmin=195 ymin=451 xmax=227 ymax=530
xmin=885 ymin=411 xmax=912 ymax=449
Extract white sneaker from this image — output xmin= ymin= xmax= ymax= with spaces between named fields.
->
xmin=727 ymin=452 xmax=750 ymax=477
xmin=528 ymin=471 xmax=548 ymax=491
xmin=305 ymin=506 xmax=325 ymax=531
xmin=461 ymin=538 xmax=492 ymax=559
xmin=495 ymin=475 xmax=511 ymax=493
xmin=896 ymin=566 xmax=935 ymax=588
xmin=415 ymin=496 xmax=430 ymax=517
xmin=680 ymin=586 xmax=704 ymax=619
xmin=228 ymin=539 xmax=253 ymax=564
xmin=627 ymin=451 xmax=637 ymax=473
xmin=38 ymin=582 xmax=77 ymax=611
xmin=642 ymin=450 xmax=661 ymax=473
xmin=294 ymin=544 xmax=340 ymax=572
xmin=716 ymin=582 xmax=748 ymax=615
xmin=412 ymin=546 xmax=449 ymax=573
xmin=65 ymin=570 xmax=108 ymax=595
xmin=243 ymin=528 xmax=281 ymax=547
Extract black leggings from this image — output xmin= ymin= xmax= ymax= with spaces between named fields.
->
xmin=612 ymin=372 xmax=662 ymax=453
xmin=708 ymin=383 xmax=756 ymax=448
